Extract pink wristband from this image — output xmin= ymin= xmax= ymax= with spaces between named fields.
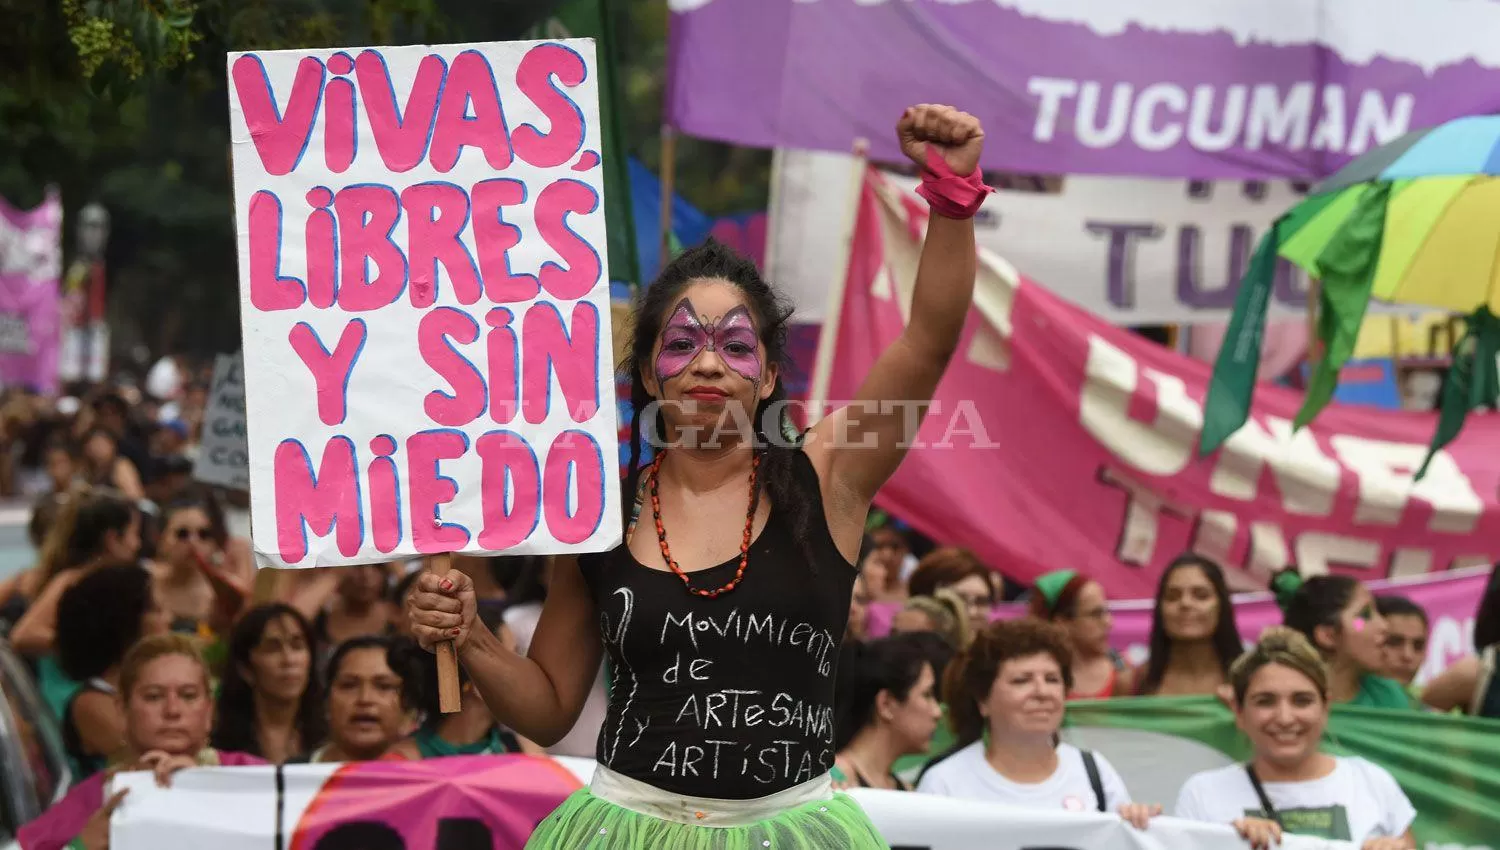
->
xmin=915 ymin=147 xmax=994 ymax=219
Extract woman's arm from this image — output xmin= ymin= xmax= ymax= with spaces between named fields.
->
xmin=805 ymin=106 xmax=985 ymax=508
xmin=409 ymin=555 xmax=602 ymax=747
xmin=1421 ymin=656 xmax=1479 ymax=713
xmin=73 ymin=691 xmax=127 ymax=761
xmin=283 ymin=568 xmax=342 ymax=622
xmin=11 ymin=570 xmax=82 ymax=657
xmin=111 ymin=457 xmax=145 ymax=500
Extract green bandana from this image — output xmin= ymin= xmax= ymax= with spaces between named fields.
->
xmin=1033 ymin=569 xmax=1078 ymax=612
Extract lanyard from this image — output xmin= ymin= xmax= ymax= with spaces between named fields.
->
xmin=1244 ymin=764 xmax=1284 ymax=828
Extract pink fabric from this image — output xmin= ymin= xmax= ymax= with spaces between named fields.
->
xmin=1187 ymin=320 xmax=1309 ymax=383
xmin=916 ymin=148 xmax=993 ymax=219
xmin=819 ymin=167 xmax=1500 ymax=599
xmin=18 ymin=751 xmax=264 ymax=850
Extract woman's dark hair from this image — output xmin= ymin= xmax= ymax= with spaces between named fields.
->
xmin=1474 ymin=564 xmax=1500 ymax=651
xmin=325 ymin=635 xmax=423 ymax=713
xmin=161 ymin=491 xmax=231 ymax=547
xmin=1275 ymin=568 xmax=1362 ymax=655
xmin=1374 ymin=595 xmax=1428 ymax=630
xmin=623 ymin=240 xmax=813 ymax=559
xmin=56 ymin=565 xmax=155 ymax=681
xmin=409 ymin=641 xmax=473 ymax=731
xmin=212 ymin=604 xmax=326 ymax=758
xmin=80 ymin=425 xmax=117 ymax=451
xmin=1138 ymin=555 xmax=1243 ymax=696
xmin=834 ymin=633 xmax=937 ymax=750
xmin=45 ymin=487 xmax=137 ymax=578
xmin=908 ymin=548 xmax=994 ymax=604
xmin=490 ymin=555 xmax=547 ymax=608
xmin=944 ymin=619 xmax=1073 ymax=746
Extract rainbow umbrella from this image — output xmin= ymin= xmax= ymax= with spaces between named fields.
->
xmin=1201 ymin=114 xmax=1500 ymax=477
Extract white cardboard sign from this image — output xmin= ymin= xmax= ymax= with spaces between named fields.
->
xmin=227 ymin=40 xmax=620 ymax=568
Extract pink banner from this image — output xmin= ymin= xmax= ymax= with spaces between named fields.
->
xmin=288 ymin=755 xmax=581 ymax=849
xmin=0 ymin=193 xmax=62 ymax=394
xmin=816 ymin=168 xmax=1500 ymax=599
xmin=867 ymin=566 xmax=1488 ymax=685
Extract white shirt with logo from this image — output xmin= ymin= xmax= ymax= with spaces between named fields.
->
xmin=1174 ymin=756 xmax=1416 ymax=843
xmin=915 ymin=741 xmax=1130 ymax=812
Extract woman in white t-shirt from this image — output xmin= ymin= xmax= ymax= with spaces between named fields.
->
xmin=916 ymin=618 xmax=1160 ymax=828
xmin=1174 ymin=627 xmax=1417 ymax=850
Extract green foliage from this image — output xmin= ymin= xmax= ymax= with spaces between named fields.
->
xmin=62 ymin=0 xmax=201 ymax=94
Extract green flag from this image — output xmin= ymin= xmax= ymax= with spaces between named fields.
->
xmin=526 ymin=0 xmax=640 ymax=288
xmin=1200 ymin=219 xmax=1284 ymax=456
xmin=1293 ymin=181 xmax=1391 ymax=430
xmin=1065 ymin=696 xmax=1500 ymax=848
xmin=1420 ymin=306 xmax=1500 ymax=479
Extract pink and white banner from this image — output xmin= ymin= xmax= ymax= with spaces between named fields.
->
xmin=0 ymin=193 xmax=62 ymax=394
xmin=811 ymin=167 xmax=1500 ymax=600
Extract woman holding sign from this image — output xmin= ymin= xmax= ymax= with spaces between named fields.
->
xmin=408 ymin=105 xmax=987 ymax=847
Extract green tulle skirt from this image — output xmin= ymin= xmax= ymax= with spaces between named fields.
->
xmin=526 ymin=787 xmax=890 ymax=849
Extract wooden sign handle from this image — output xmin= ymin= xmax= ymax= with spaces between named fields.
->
xmin=429 ymin=553 xmax=463 ymax=714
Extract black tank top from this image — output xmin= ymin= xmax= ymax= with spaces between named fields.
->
xmin=580 ymin=449 xmax=856 ymax=799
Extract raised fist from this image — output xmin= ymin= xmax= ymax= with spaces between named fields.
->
xmin=897 ymin=104 xmax=984 ymax=177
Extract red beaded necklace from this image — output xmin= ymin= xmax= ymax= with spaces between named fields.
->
xmin=648 ymin=450 xmax=762 ymax=598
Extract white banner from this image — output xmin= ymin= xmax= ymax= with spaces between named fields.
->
xmin=193 ymin=353 xmax=249 ymax=490
xmin=108 ymin=757 xmax=1350 ymax=850
xmin=227 ymin=40 xmax=621 ymax=568
xmin=767 ymin=149 xmax=1322 ymax=326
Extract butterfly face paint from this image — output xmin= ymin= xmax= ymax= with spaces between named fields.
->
xmin=654 ymin=299 xmax=763 ymax=387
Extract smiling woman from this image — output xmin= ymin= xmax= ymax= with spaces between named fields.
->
xmin=1174 ymin=628 xmax=1418 ymax=850
xmin=916 ymin=619 xmax=1161 ymax=829
xmin=1136 ymin=555 xmax=1243 ymax=697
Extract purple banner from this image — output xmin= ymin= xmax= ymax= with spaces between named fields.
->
xmin=667 ymin=0 xmax=1500 ymax=179
xmin=0 ymin=194 xmax=62 ymax=394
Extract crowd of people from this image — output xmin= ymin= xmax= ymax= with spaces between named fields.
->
xmin=832 ymin=535 xmax=1500 ymax=849
xmin=6 ymin=105 xmax=1499 ymax=850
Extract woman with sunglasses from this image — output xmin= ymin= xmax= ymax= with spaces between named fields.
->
xmin=1029 ymin=570 xmax=1131 ymax=699
xmin=150 ymin=496 xmax=250 ymax=638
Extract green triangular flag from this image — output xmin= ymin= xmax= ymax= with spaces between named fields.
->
xmin=1200 ymin=219 xmax=1285 ymax=455
xmin=1294 ymin=182 xmax=1392 ymax=429
xmin=1417 ymin=307 xmax=1500 ymax=479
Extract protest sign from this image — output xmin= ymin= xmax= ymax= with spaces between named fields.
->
xmin=110 ymin=754 xmax=1350 ymax=850
xmin=193 ymin=353 xmax=249 ymax=490
xmin=0 ymin=192 xmax=61 ymax=393
xmin=227 ymin=40 xmax=620 ymax=568
xmin=812 ymin=165 xmax=1500 ymax=599
xmin=670 ymin=0 xmax=1500 ymax=181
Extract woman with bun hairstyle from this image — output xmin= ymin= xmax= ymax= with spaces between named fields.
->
xmin=917 ymin=619 xmax=1160 ymax=828
xmin=1272 ymin=570 xmax=1411 ymax=709
xmin=1174 ymin=627 xmax=1417 ymax=849
xmin=1029 ymin=570 xmax=1131 ymax=699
